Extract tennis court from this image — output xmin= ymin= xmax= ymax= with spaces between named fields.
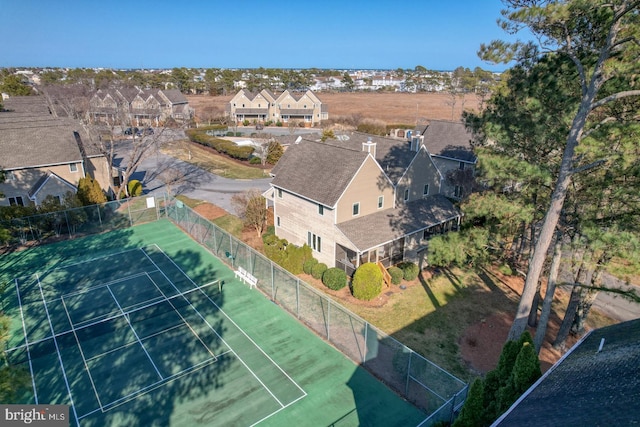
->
xmin=2 ymin=220 xmax=427 ymax=426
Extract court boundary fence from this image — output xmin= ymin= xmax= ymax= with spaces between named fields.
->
xmin=2 ymin=194 xmax=468 ymax=425
xmin=164 ymin=196 xmax=468 ymax=425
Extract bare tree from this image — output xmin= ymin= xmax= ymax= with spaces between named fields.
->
xmin=230 ymin=189 xmax=268 ymax=238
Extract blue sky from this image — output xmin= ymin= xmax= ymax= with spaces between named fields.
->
xmin=0 ymin=1 xmax=526 ymax=71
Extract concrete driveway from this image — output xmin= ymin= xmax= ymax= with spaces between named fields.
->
xmin=116 ymin=140 xmax=271 ymax=214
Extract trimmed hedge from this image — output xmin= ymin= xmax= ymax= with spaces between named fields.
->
xmin=262 ymin=234 xmax=311 ymax=275
xmin=303 ymin=258 xmax=318 ymax=275
xmin=186 ymin=129 xmax=254 ymax=160
xmin=127 ymin=179 xmax=143 ymax=197
xmin=352 ymin=263 xmax=383 ymax=301
xmin=322 ymin=267 xmax=347 ymax=290
xmin=387 ymin=266 xmax=404 ymax=285
xmin=398 ymin=262 xmax=419 ymax=281
xmin=311 ymin=262 xmax=328 ymax=280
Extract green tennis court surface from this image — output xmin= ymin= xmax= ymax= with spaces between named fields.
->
xmin=1 ymin=220 xmax=427 ymax=426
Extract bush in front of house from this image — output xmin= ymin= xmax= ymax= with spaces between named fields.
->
xmin=387 ymin=266 xmax=404 ymax=285
xmin=322 ymin=267 xmax=347 ymax=290
xmin=311 ymin=262 xmax=327 ymax=280
xmin=303 ymin=258 xmax=318 ymax=275
xmin=352 ymin=262 xmax=383 ymax=301
xmin=398 ymin=262 xmax=419 ymax=281
xmin=127 ymin=179 xmax=143 ymax=197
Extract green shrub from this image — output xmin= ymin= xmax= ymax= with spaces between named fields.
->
xmin=498 ymin=263 xmax=514 ymax=276
xmin=242 ymin=119 xmax=250 ymax=126
xmin=398 ymin=262 xmax=419 ymax=281
xmin=351 ymin=263 xmax=383 ymax=301
xmin=322 ymin=267 xmax=347 ymax=290
xmin=249 ymin=156 xmax=262 ymax=164
xmin=311 ymin=262 xmax=327 ymax=280
xmin=387 ymin=266 xmax=404 ymax=285
xmin=303 ymin=258 xmax=318 ymax=275
xmin=186 ymin=129 xmax=255 ymax=160
xmin=127 ymin=179 xmax=143 ymax=197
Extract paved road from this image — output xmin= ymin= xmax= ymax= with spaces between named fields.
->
xmin=115 ymin=136 xmax=271 ymax=214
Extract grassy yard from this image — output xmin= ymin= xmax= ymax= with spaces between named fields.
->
xmin=161 ymin=139 xmax=270 ymax=180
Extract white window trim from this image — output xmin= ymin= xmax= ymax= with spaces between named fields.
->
xmin=377 ymin=195 xmax=384 ymax=209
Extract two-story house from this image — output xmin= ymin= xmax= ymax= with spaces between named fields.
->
xmin=0 ymin=96 xmax=112 ymax=207
xmin=265 ymin=131 xmax=462 ymax=275
xmin=227 ymin=89 xmax=328 ymax=127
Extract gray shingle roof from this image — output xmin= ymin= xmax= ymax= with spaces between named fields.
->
xmin=270 ymin=140 xmax=368 ymax=207
xmin=420 ymin=120 xmax=476 ymax=163
xmin=336 ymin=195 xmax=460 ymax=251
xmin=494 ymin=318 xmax=640 ymax=426
xmin=323 ymin=131 xmax=417 ymax=184
xmin=0 ymin=97 xmax=89 ymax=170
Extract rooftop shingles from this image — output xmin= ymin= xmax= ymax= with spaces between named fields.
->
xmin=495 ymin=318 xmax=640 ymax=426
xmin=270 ymin=141 xmax=368 ymax=207
xmin=419 ymin=120 xmax=476 ymax=163
xmin=336 ymin=195 xmax=460 ymax=251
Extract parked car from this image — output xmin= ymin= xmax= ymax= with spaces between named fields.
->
xmin=255 ymin=123 xmax=264 ymax=130
xmin=124 ymin=127 xmax=140 ymax=136
xmin=143 ymin=127 xmax=154 ymax=135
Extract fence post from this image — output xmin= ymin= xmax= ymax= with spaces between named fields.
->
xmin=271 ymin=261 xmax=275 ymax=300
xmin=327 ymin=299 xmax=331 ymax=341
xmin=406 ymin=351 xmax=413 ymax=396
xmin=296 ymin=278 xmax=300 ymax=318
xmin=64 ymin=211 xmax=71 ymax=238
xmin=97 ymin=205 xmax=102 ymax=227
xmin=363 ymin=323 xmax=368 ymax=365
xmin=127 ymin=200 xmax=133 ymax=226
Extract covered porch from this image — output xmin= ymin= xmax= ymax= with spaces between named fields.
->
xmin=335 ymin=195 xmax=461 ymax=276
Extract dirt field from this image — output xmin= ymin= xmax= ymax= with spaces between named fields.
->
xmin=186 ymin=92 xmax=482 ymax=125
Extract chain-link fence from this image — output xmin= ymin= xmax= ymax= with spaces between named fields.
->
xmin=165 ymin=196 xmax=468 ymax=424
xmin=0 ymin=196 xmax=167 ymax=248
xmin=1 ymin=194 xmax=468 ymax=424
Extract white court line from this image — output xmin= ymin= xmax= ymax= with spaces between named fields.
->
xmin=33 ymin=247 xmax=145 ymax=276
xmin=84 ymin=323 xmax=183 ymax=364
xmin=105 ymin=285 xmax=164 ymax=381
xmin=35 ymin=274 xmax=80 ymax=427
xmin=60 ymin=297 xmax=105 ymax=411
xmin=144 ymin=245 xmax=307 ymax=407
xmin=78 ymin=351 xmax=231 ymax=419
xmin=13 ymin=277 xmax=38 ymax=404
xmin=60 ymin=271 xmax=154 ymax=300
xmin=144 ymin=272 xmax=218 ymax=360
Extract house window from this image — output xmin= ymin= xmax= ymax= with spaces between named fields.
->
xmin=318 ymin=204 xmax=324 ymax=215
xmin=277 ymin=188 xmax=283 ymax=198
xmin=9 ymin=196 xmax=24 ymax=206
xmin=404 ymin=189 xmax=409 ymax=202
xmin=459 ymin=162 xmax=465 ymax=170
xmin=377 ymin=196 xmax=384 ymax=209
xmin=307 ymin=232 xmax=322 ymax=252
xmin=423 ymin=184 xmax=429 ymax=197
xmin=352 ymin=202 xmax=360 ymax=216
xmin=276 ymin=216 xmax=280 ymax=226
xmin=454 ymin=185 xmax=463 ymax=198
xmin=423 ymin=229 xmax=430 ymax=240
xmin=69 ymin=163 xmax=78 ymax=173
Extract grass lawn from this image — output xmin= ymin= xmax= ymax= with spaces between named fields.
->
xmin=161 ymin=139 xmax=270 ymax=180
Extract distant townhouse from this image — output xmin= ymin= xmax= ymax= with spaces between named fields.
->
xmin=265 ymin=131 xmax=462 ymax=275
xmin=88 ymin=87 xmax=193 ymax=126
xmin=227 ymin=89 xmax=328 ymax=127
xmin=0 ymin=96 xmax=113 ymax=207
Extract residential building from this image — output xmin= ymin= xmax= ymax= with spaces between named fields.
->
xmin=0 ymin=96 xmax=112 ymax=206
xmin=493 ymin=318 xmax=640 ymax=426
xmin=227 ymin=89 xmax=328 ymax=127
xmin=417 ymin=120 xmax=477 ymax=199
xmin=88 ymin=87 xmax=193 ymax=126
xmin=265 ymin=131 xmax=462 ymax=274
